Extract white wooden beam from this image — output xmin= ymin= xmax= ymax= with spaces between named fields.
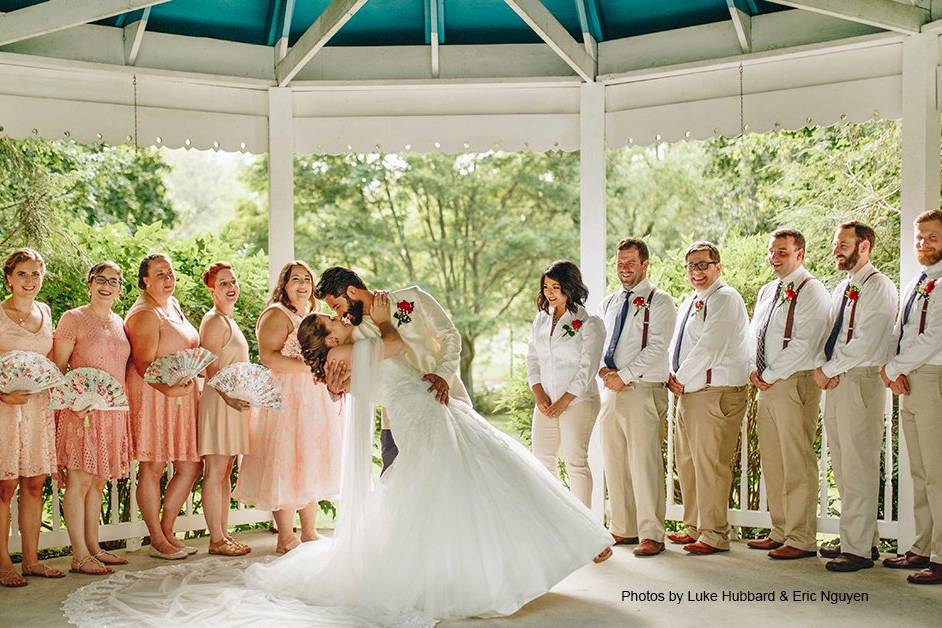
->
xmin=0 ymin=0 xmax=169 ymax=47
xmin=123 ymin=7 xmax=150 ymax=66
xmin=275 ymin=0 xmax=368 ymax=86
xmin=727 ymin=0 xmax=752 ymax=52
xmin=430 ymin=0 xmax=440 ymax=78
xmin=504 ymin=0 xmax=595 ymax=82
xmin=268 ymin=87 xmax=296 ymax=287
xmin=275 ymin=0 xmax=296 ymax=62
xmin=769 ymin=0 xmax=929 ymax=34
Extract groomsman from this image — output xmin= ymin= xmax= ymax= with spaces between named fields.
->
xmin=597 ymin=238 xmax=677 ymax=557
xmin=881 ymin=209 xmax=942 ymax=585
xmin=816 ymin=222 xmax=897 ymax=572
xmin=667 ymin=241 xmax=750 ymax=555
xmin=747 ymin=228 xmax=831 ymax=560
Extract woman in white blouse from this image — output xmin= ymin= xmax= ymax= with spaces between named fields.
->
xmin=526 ymin=260 xmax=605 ymax=507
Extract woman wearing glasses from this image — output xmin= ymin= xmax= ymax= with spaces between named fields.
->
xmin=52 ymin=261 xmax=132 ymax=575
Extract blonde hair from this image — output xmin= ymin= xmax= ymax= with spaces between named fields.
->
xmin=3 ymin=248 xmax=46 ymax=290
xmin=268 ymin=261 xmax=318 ymax=313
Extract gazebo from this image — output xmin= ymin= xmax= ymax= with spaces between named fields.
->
xmin=1 ymin=2 xmax=941 ymax=622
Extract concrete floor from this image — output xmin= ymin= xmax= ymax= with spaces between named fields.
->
xmin=1 ymin=531 xmax=939 ymax=627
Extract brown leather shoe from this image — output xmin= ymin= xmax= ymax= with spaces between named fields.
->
xmin=820 ymin=545 xmax=879 ymax=560
xmin=633 ymin=539 xmax=665 ymax=557
xmin=768 ymin=545 xmax=817 ymax=560
xmin=825 ymin=553 xmax=874 ymax=572
xmin=883 ymin=551 xmax=930 ymax=569
xmin=906 ymin=562 xmax=942 ymax=584
xmin=683 ymin=541 xmax=727 ymax=555
xmin=667 ymin=532 xmax=697 ymax=545
xmin=612 ymin=534 xmax=640 ymax=545
xmin=747 ymin=537 xmax=783 ymax=550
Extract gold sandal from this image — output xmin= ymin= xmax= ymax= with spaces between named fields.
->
xmin=225 ymin=536 xmax=251 ymax=553
xmin=209 ymin=538 xmax=250 ymax=557
xmin=70 ymin=555 xmax=113 ymax=576
xmin=0 ymin=568 xmax=27 ymax=588
xmin=21 ymin=562 xmax=66 ymax=578
xmin=593 ymin=547 xmax=613 ymax=564
xmin=93 ymin=550 xmax=128 ymax=565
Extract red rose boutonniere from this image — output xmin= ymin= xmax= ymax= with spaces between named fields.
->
xmin=779 ymin=281 xmax=797 ymax=305
xmin=691 ymin=299 xmax=705 ymax=317
xmin=394 ymin=300 xmax=415 ymax=327
xmin=845 ymin=284 xmax=860 ymax=303
xmin=917 ymin=279 xmax=936 ymax=300
xmin=632 ymin=296 xmax=648 ymax=317
xmin=562 ymin=319 xmax=583 ymax=337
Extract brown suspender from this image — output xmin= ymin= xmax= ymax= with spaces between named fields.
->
xmin=781 ymin=278 xmax=812 ymax=350
xmin=845 ymin=270 xmax=879 ymax=343
xmin=640 ymin=288 xmax=656 ymax=350
xmin=702 ymin=299 xmax=712 ymax=385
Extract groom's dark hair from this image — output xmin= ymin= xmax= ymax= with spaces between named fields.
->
xmin=315 ymin=266 xmax=368 ymax=299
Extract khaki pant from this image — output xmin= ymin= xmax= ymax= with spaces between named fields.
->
xmin=599 ymin=382 xmax=668 ymax=542
xmin=756 ymin=370 xmax=821 ymax=552
xmin=823 ymin=366 xmax=884 ymax=559
xmin=532 ymin=398 xmax=599 ymax=507
xmin=900 ymin=365 xmax=942 ymax=563
xmin=675 ymin=386 xmax=748 ymax=549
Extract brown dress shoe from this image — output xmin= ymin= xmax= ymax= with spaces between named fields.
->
xmin=819 ymin=545 xmax=879 ymax=560
xmin=667 ymin=532 xmax=697 ymax=545
xmin=883 ymin=551 xmax=930 ymax=569
xmin=907 ymin=562 xmax=942 ymax=584
xmin=612 ymin=534 xmax=640 ymax=545
xmin=768 ymin=545 xmax=817 ymax=560
xmin=683 ymin=541 xmax=726 ymax=555
xmin=747 ymin=537 xmax=783 ymax=551
xmin=825 ymin=553 xmax=874 ymax=572
xmin=633 ymin=539 xmax=665 ymax=557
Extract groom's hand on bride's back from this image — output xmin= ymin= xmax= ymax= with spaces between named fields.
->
xmin=422 ymin=373 xmax=449 ymax=404
xmin=325 ymin=360 xmax=351 ymax=397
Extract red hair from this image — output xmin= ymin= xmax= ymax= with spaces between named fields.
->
xmin=202 ymin=261 xmax=233 ymax=289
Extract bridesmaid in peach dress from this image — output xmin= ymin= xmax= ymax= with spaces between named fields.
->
xmin=234 ymin=261 xmax=342 ymax=554
xmin=0 ymin=248 xmax=64 ymax=587
xmin=197 ymin=262 xmax=250 ymax=557
xmin=52 ymin=261 xmax=132 ymax=576
xmin=125 ymin=254 xmax=201 ymax=561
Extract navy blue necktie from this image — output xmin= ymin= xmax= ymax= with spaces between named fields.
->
xmin=897 ymin=271 xmax=928 ymax=354
xmin=672 ymin=297 xmax=697 ymax=372
xmin=823 ymin=279 xmax=850 ymax=361
xmin=603 ymin=291 xmax=632 ymax=369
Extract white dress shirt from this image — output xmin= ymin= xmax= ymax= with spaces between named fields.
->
xmin=597 ymin=278 xmax=677 ymax=384
xmin=526 ymin=304 xmax=605 ymax=404
xmin=669 ymin=279 xmax=750 ymax=393
xmin=747 ymin=266 xmax=831 ymax=384
xmin=820 ymin=262 xmax=897 ymax=378
xmin=885 ymin=259 xmax=942 ymax=380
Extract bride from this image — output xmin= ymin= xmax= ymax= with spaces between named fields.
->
xmin=63 ymin=293 xmax=612 ymax=628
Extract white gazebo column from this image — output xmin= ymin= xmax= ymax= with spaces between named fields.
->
xmin=268 ymin=86 xmax=296 ymax=287
xmin=580 ymin=81 xmax=607 ymax=519
xmin=898 ymin=31 xmax=940 ymax=552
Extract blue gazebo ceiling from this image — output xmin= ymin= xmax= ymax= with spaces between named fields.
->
xmin=0 ymin=0 xmax=789 ymax=47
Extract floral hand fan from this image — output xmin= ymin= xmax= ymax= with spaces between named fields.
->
xmin=50 ymin=368 xmax=129 ymax=426
xmin=144 ymin=348 xmax=216 ymax=386
xmin=0 ymin=350 xmax=65 ymax=394
xmin=208 ymin=362 xmax=282 ymax=410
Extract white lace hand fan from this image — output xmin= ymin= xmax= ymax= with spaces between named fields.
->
xmin=144 ymin=348 xmax=216 ymax=386
xmin=0 ymin=350 xmax=65 ymax=394
xmin=50 ymin=368 xmax=129 ymax=426
xmin=208 ymin=362 xmax=282 ymax=410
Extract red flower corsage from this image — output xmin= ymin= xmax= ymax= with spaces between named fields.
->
xmin=394 ymin=300 xmax=415 ymax=327
xmin=845 ymin=284 xmax=860 ymax=302
xmin=918 ymin=279 xmax=936 ymax=299
xmin=562 ymin=319 xmax=583 ymax=337
xmin=779 ymin=281 xmax=797 ymax=304
xmin=632 ymin=295 xmax=648 ymax=317
xmin=691 ymin=299 xmax=705 ymax=317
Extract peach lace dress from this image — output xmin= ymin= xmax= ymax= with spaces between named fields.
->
xmin=54 ymin=307 xmax=132 ymax=479
xmin=125 ymin=296 xmax=201 ymax=463
xmin=0 ymin=302 xmax=56 ymax=480
xmin=198 ymin=312 xmax=251 ymax=456
xmin=234 ymin=303 xmax=343 ymax=511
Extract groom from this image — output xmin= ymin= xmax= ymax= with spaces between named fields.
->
xmin=315 ymin=267 xmax=470 ymax=471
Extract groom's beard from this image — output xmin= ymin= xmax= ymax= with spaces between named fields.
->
xmin=345 ymin=299 xmax=366 ymax=326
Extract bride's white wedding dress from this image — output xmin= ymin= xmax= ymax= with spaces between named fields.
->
xmin=63 ymin=340 xmax=612 ymax=627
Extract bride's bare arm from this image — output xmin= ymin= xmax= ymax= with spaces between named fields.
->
xmin=371 ymin=292 xmax=404 ymax=358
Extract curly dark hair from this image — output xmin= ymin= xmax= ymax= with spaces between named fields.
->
xmin=536 ymin=260 xmax=588 ymax=314
xmin=297 ymin=313 xmax=331 ymax=382
xmin=314 ymin=266 xmax=367 ymax=299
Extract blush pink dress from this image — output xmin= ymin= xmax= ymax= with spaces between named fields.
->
xmin=234 ymin=303 xmax=343 ymax=511
xmin=125 ymin=296 xmax=201 ymax=463
xmin=54 ymin=307 xmax=132 ymax=480
xmin=0 ymin=302 xmax=56 ymax=480
xmin=198 ymin=311 xmax=251 ymax=456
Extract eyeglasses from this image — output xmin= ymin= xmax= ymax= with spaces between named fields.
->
xmin=685 ymin=261 xmax=719 ymax=273
xmin=92 ymin=276 xmax=122 ymax=288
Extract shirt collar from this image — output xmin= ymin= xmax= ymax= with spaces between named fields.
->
xmin=622 ymin=278 xmax=651 ymax=298
xmin=849 ymin=261 xmax=876 ymax=284
xmin=923 ymin=258 xmax=942 ymax=280
xmin=695 ymin=278 xmax=725 ymax=301
xmin=779 ymin=265 xmax=809 ymax=287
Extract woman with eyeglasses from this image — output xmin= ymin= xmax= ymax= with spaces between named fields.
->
xmin=52 ymin=261 xmax=132 ymax=575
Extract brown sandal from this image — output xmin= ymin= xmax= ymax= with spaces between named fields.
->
xmin=21 ymin=562 xmax=66 ymax=578
xmin=209 ymin=538 xmax=250 ymax=557
xmin=225 ymin=536 xmax=251 ymax=553
xmin=70 ymin=555 xmax=113 ymax=576
xmin=93 ymin=550 xmax=128 ymax=565
xmin=593 ymin=547 xmax=613 ymax=564
xmin=0 ymin=568 xmax=27 ymax=588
